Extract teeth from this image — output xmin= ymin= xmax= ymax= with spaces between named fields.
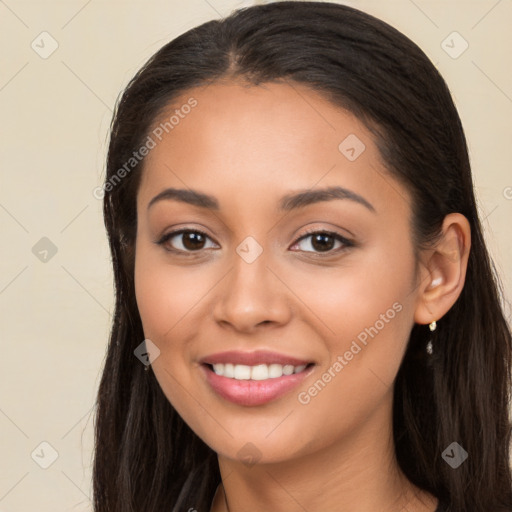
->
xmin=224 ymin=363 xmax=234 ymax=378
xmin=211 ymin=363 xmax=308 ymax=380
xmin=268 ymin=363 xmax=283 ymax=378
xmin=283 ymin=364 xmax=294 ymax=376
xmin=251 ymin=364 xmax=268 ymax=380
xmin=234 ymin=364 xmax=251 ymax=380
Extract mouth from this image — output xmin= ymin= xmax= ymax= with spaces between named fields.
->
xmin=199 ymin=354 xmax=315 ymax=407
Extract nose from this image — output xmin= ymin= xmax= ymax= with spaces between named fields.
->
xmin=212 ymin=245 xmax=292 ymax=334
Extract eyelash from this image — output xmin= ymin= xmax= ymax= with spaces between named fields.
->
xmin=154 ymin=227 xmax=354 ymax=256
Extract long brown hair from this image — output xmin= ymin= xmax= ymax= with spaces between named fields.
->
xmin=93 ymin=2 xmax=512 ymax=511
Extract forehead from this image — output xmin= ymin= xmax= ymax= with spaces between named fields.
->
xmin=137 ymin=81 xmax=411 ymax=216
xmin=144 ymin=80 xmax=370 ymax=167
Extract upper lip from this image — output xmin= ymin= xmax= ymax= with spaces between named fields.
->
xmin=200 ymin=350 xmax=313 ymax=366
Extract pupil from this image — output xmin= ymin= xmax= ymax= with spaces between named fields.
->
xmin=312 ymin=233 xmax=333 ymax=252
xmin=183 ymin=232 xmax=205 ymax=250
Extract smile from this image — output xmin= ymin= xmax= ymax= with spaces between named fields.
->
xmin=200 ymin=352 xmax=315 ymax=406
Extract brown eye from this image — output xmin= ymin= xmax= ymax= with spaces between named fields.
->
xmin=181 ymin=231 xmax=207 ymax=250
xmin=291 ymin=230 xmax=353 ymax=254
xmin=310 ymin=233 xmax=336 ymax=252
xmin=156 ymin=229 xmax=217 ymax=253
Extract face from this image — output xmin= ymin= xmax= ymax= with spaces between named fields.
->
xmin=134 ymin=81 xmax=422 ymax=465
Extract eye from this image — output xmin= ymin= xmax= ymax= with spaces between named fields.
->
xmin=155 ymin=227 xmax=354 ymax=255
xmin=155 ymin=229 xmax=217 ymax=253
xmin=290 ymin=229 xmax=353 ymax=254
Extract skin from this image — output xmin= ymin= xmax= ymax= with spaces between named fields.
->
xmin=134 ymin=81 xmax=470 ymax=511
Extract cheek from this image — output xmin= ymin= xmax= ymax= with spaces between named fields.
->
xmin=290 ymin=247 xmax=414 ymax=340
xmin=134 ymin=242 xmax=210 ymax=342
xmin=289 ymin=248 xmax=416 ymax=391
xmin=287 ymin=266 xmax=415 ymax=455
xmin=133 ymin=244 xmax=201 ymax=427
xmin=133 ymin=240 xmax=217 ymax=410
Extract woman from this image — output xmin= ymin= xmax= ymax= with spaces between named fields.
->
xmin=93 ymin=2 xmax=512 ymax=511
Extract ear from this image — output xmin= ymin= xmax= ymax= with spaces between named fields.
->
xmin=414 ymin=213 xmax=471 ymax=326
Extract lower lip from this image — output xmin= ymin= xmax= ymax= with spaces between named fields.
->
xmin=201 ymin=364 xmax=314 ymax=406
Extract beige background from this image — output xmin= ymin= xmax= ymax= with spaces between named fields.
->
xmin=0 ymin=0 xmax=511 ymax=510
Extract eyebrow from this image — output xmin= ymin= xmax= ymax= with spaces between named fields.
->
xmin=147 ymin=186 xmax=376 ymax=213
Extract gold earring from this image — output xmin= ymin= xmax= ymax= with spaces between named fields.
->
xmin=429 ymin=320 xmax=437 ymax=332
